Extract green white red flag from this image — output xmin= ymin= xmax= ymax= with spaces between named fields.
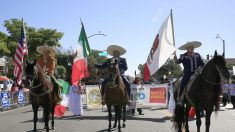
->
xmin=71 ymin=22 xmax=91 ymax=85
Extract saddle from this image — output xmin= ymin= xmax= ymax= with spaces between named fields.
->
xmin=177 ymin=68 xmax=202 ymax=105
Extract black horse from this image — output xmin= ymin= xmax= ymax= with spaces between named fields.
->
xmin=25 ymin=61 xmax=60 ymax=132
xmin=174 ymin=51 xmax=230 ymax=132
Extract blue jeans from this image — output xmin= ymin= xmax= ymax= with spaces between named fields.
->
xmin=179 ymin=72 xmax=194 ymax=97
xmin=101 ymin=75 xmax=130 ymax=97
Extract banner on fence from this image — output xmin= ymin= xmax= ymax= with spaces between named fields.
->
xmin=86 ymin=85 xmax=102 ymax=109
xmin=18 ymin=91 xmax=25 ymax=104
xmin=85 ymin=84 xmax=168 ymax=109
xmin=1 ymin=92 xmax=10 ymax=108
xmin=130 ymin=84 xmax=168 ymax=109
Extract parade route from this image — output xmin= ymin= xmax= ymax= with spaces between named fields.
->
xmin=1 ymin=104 xmax=235 ymax=132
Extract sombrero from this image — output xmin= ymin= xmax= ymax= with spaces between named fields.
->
xmin=107 ymin=45 xmax=126 ymax=56
xmin=178 ymin=41 xmax=202 ymax=50
xmin=36 ymin=46 xmax=56 ymax=55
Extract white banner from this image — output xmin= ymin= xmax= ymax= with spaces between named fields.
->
xmin=85 ymin=84 xmax=169 ymax=109
xmin=131 ymin=84 xmax=168 ymax=109
xmin=233 ymin=66 xmax=235 ymax=75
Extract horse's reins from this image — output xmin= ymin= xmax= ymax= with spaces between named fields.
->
xmin=202 ymin=65 xmax=229 ymax=85
xmin=26 ymin=75 xmax=42 ymax=89
xmin=27 ymin=74 xmax=52 ymax=105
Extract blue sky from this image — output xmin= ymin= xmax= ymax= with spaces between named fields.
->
xmin=1 ymin=0 xmax=235 ymax=76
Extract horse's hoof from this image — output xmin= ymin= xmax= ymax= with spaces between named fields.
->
xmin=122 ymin=123 xmax=126 ymax=128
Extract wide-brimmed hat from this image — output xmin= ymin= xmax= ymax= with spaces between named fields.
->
xmin=36 ymin=46 xmax=56 ymax=55
xmin=178 ymin=41 xmax=202 ymax=50
xmin=107 ymin=45 xmax=126 ymax=56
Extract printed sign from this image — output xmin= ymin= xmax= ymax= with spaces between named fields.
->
xmin=98 ymin=51 xmax=108 ymax=56
xmin=1 ymin=92 xmax=10 ymax=108
xmin=18 ymin=91 xmax=25 ymax=104
xmin=130 ymin=84 xmax=168 ymax=109
xmin=149 ymin=87 xmax=166 ymax=103
xmin=86 ymin=85 xmax=102 ymax=109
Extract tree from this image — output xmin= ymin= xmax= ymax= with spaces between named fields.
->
xmin=82 ymin=50 xmax=108 ymax=84
xmin=4 ymin=18 xmax=64 ymax=58
xmin=138 ymin=60 xmax=182 ymax=83
xmin=0 ymin=31 xmax=10 ymax=56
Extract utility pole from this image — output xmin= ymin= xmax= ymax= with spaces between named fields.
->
xmin=216 ymin=34 xmax=225 ymax=57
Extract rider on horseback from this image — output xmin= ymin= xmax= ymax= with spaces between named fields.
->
xmin=95 ymin=45 xmax=131 ymax=105
xmin=36 ymin=45 xmax=61 ymax=102
xmin=174 ymin=41 xmax=205 ymax=103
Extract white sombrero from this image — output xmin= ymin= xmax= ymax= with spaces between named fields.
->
xmin=36 ymin=46 xmax=56 ymax=55
xmin=107 ymin=45 xmax=126 ymax=56
xmin=178 ymin=41 xmax=202 ymax=50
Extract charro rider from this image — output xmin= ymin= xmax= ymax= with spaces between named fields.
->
xmin=174 ymin=41 xmax=205 ymax=103
xmin=36 ymin=45 xmax=61 ymax=102
xmin=95 ymin=45 xmax=131 ymax=105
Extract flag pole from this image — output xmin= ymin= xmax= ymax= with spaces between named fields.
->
xmin=80 ymin=18 xmax=97 ymax=63
xmin=22 ymin=18 xmax=27 ymax=84
xmin=170 ymin=9 xmax=176 ymax=46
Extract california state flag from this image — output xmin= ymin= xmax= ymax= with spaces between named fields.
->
xmin=144 ymin=11 xmax=176 ymax=81
xmin=71 ymin=22 xmax=91 ymax=85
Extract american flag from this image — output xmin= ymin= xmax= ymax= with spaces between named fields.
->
xmin=14 ymin=21 xmax=28 ymax=85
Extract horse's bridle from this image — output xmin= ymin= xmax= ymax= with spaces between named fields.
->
xmin=202 ymin=65 xmax=229 ymax=85
xmin=26 ymin=74 xmax=52 ymax=105
xmin=26 ymin=74 xmax=41 ymax=89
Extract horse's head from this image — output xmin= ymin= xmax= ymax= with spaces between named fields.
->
xmin=212 ymin=51 xmax=230 ymax=82
xmin=25 ymin=60 xmax=39 ymax=88
xmin=108 ymin=58 xmax=119 ymax=81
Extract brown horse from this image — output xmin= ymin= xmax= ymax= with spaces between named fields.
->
xmin=173 ymin=51 xmax=230 ymax=132
xmin=25 ymin=60 xmax=60 ymax=132
xmin=104 ymin=58 xmax=126 ymax=132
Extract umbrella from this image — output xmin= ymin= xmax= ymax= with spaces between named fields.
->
xmin=0 ymin=76 xmax=9 ymax=81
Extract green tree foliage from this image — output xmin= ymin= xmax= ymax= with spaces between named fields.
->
xmin=153 ymin=60 xmax=182 ymax=81
xmin=56 ymin=65 xmax=66 ymax=79
xmin=138 ymin=60 xmax=182 ymax=83
xmin=4 ymin=18 xmax=64 ymax=58
xmin=82 ymin=50 xmax=108 ymax=84
xmin=0 ymin=31 xmax=10 ymax=56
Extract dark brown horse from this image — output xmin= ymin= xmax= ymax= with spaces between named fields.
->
xmin=174 ymin=51 xmax=230 ymax=132
xmin=25 ymin=61 xmax=60 ymax=132
xmin=104 ymin=58 xmax=126 ymax=132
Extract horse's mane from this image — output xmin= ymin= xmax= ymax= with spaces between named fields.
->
xmin=35 ymin=64 xmax=51 ymax=90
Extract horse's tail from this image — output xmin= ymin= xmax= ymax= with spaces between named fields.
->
xmin=173 ymin=104 xmax=185 ymax=130
xmin=214 ymin=84 xmax=222 ymax=112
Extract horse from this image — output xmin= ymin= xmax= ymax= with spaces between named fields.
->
xmin=25 ymin=60 xmax=60 ymax=132
xmin=173 ymin=51 xmax=230 ymax=132
xmin=103 ymin=58 xmax=127 ymax=132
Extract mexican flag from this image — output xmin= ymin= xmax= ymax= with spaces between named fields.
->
xmin=71 ymin=22 xmax=91 ymax=85
xmin=54 ymin=79 xmax=70 ymax=117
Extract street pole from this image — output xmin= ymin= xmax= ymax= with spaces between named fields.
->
xmin=88 ymin=31 xmax=107 ymax=38
xmin=216 ymin=34 xmax=225 ymax=57
xmin=223 ymin=39 xmax=225 ymax=57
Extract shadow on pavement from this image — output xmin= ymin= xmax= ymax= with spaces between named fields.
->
xmin=58 ymin=115 xmax=171 ymax=123
xmin=26 ymin=128 xmax=46 ymax=132
xmin=21 ymin=118 xmax=44 ymax=123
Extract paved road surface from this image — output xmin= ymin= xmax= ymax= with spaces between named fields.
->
xmin=0 ymin=104 xmax=235 ymax=132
